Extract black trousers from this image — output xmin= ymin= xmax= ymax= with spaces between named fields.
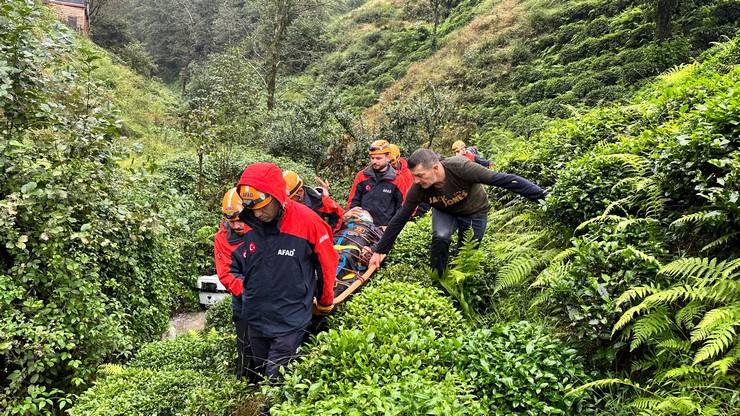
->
xmin=247 ymin=326 xmax=306 ymax=380
xmin=430 ymin=208 xmax=487 ymax=275
xmin=232 ymin=296 xmax=256 ymax=382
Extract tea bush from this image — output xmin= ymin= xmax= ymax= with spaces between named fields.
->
xmin=205 ymin=298 xmax=235 ymax=334
xmin=69 ymin=365 xmax=249 ymax=416
xmin=329 ymin=280 xmax=466 ymax=336
xmin=129 ymin=331 xmax=235 ymax=375
xmin=455 ymin=321 xmax=593 ymax=415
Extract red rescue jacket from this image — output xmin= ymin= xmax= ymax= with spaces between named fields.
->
xmin=236 ymin=163 xmax=338 ymax=336
xmin=213 ymin=221 xmax=246 ymax=297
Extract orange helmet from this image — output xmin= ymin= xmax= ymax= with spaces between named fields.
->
xmin=368 ymin=139 xmax=391 ymax=155
xmin=221 ymin=188 xmax=243 ymax=220
xmin=388 ymin=144 xmax=401 ymax=163
xmin=283 ymin=170 xmax=304 ymax=199
xmin=236 ymin=185 xmax=273 ymax=210
xmin=452 ymin=140 xmax=466 ymax=153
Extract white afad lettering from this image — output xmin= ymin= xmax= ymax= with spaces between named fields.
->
xmin=277 ymin=249 xmax=295 ymax=256
xmin=319 ymin=234 xmax=329 ymax=244
xmin=382 ymin=188 xmax=392 ymax=194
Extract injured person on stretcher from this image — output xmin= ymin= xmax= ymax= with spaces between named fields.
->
xmin=329 ymin=208 xmax=383 ymax=304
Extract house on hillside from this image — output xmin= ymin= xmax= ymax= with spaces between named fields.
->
xmin=43 ymin=0 xmax=89 ymax=35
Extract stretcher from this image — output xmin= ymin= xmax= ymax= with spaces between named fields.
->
xmin=328 ymin=218 xmax=385 ymax=306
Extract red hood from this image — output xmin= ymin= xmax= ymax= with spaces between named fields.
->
xmin=238 ymin=162 xmax=287 ymax=205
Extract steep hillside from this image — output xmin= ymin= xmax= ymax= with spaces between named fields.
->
xmin=302 ymin=0 xmax=737 ymax=155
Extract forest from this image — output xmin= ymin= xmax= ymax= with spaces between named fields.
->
xmin=1 ymin=0 xmax=738 ymax=414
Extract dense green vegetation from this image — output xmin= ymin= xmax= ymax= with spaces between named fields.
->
xmin=2 ymin=0 xmax=737 ymax=414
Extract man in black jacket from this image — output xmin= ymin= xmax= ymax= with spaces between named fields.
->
xmin=345 ymin=140 xmax=404 ymax=226
xmin=366 ymin=148 xmax=547 ymax=274
xmin=235 ymin=162 xmax=338 ymax=380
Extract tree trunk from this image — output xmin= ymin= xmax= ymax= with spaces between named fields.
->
xmin=431 ymin=0 xmax=440 ymax=51
xmin=655 ymin=0 xmax=676 ymax=41
xmin=266 ymin=1 xmax=289 ymax=112
xmin=197 ymin=151 xmax=204 ymax=197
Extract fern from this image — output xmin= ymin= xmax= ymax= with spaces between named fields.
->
xmin=630 ymin=308 xmax=672 ymax=350
xmin=669 ymin=211 xmax=726 ymax=228
xmin=656 ymin=338 xmax=692 ymax=353
xmin=700 ymin=232 xmax=739 ymax=252
xmin=707 ymin=344 xmax=740 ymax=376
xmin=598 ymin=153 xmax=651 ymax=175
xmin=566 ymin=378 xmax=639 ymax=397
xmin=576 ymin=214 xmax=625 ymax=232
xmin=616 ymin=285 xmax=660 ymax=308
xmin=610 ymin=245 xmax=663 ymax=267
xmin=495 ymin=249 xmax=560 ymax=291
xmin=656 ymin=365 xmax=704 ymax=382
xmin=675 ymin=300 xmax=705 ymax=329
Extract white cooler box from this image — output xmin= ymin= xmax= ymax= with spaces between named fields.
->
xmin=197 ymin=274 xmax=231 ymax=307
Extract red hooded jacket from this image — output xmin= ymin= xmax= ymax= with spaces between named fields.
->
xmin=213 ymin=220 xmax=246 ymax=297
xmin=235 ymin=163 xmax=338 ymax=337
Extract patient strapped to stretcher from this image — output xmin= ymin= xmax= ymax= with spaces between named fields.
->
xmin=332 ymin=209 xmax=383 ymax=299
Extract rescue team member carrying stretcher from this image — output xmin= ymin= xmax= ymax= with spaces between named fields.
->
xmin=283 ymin=170 xmax=345 ymax=233
xmin=232 ymin=162 xmax=338 ymax=380
xmin=346 ymin=140 xmax=404 ymax=226
xmin=366 ymin=148 xmax=548 ymax=275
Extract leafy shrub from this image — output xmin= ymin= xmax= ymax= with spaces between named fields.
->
xmin=129 ymin=330 xmax=235 ymax=375
xmin=69 ymin=365 xmax=250 ymax=416
xmin=0 ymin=3 xmax=192 ymax=412
xmin=270 ymin=316 xmax=480 ymax=414
xmin=455 ymin=321 xmax=593 ymax=415
xmin=205 ymin=297 xmax=235 ymax=334
xmin=272 ymin=372 xmax=482 ymax=415
xmin=382 ymin=213 xmax=432 ymax=268
xmin=375 ymin=262 xmax=435 ymax=287
xmin=330 ymin=280 xmax=466 ymax=336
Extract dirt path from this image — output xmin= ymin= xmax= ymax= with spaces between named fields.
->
xmin=163 ymin=310 xmax=206 ymax=339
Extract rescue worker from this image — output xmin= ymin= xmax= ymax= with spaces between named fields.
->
xmin=346 ymin=139 xmax=404 ymax=226
xmin=236 ymin=162 xmax=338 ymax=380
xmin=366 ymin=148 xmax=547 ymax=275
xmin=388 ymin=143 xmax=413 ymax=199
xmin=452 ymin=140 xmax=493 ymax=168
xmin=283 ymin=170 xmax=344 ymax=233
xmin=213 ymin=188 xmax=251 ymax=380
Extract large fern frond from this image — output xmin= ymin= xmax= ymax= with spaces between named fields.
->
xmin=669 ymin=211 xmax=726 ymax=228
xmin=495 ymin=249 xmax=560 ymax=291
xmin=656 ymin=365 xmax=704 ymax=382
xmin=615 ymin=285 xmax=660 ymax=308
xmin=609 ymin=245 xmax=663 ymax=267
xmin=707 ymin=344 xmax=740 ymax=376
xmin=566 ymin=378 xmax=639 ymax=397
xmin=576 ymin=214 xmax=625 ymax=232
xmin=701 ymin=232 xmax=739 ymax=252
xmin=630 ymin=308 xmax=673 ymax=350
xmin=675 ymin=300 xmax=706 ymax=330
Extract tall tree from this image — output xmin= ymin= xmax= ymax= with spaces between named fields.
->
xmin=246 ymin=0 xmax=334 ymax=111
xmin=655 ymin=0 xmax=678 ymax=40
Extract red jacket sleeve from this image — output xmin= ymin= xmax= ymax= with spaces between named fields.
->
xmin=311 ymin=219 xmax=339 ymax=306
xmin=346 ymin=171 xmax=365 ymax=210
xmin=213 ymin=224 xmax=244 ymax=297
xmin=321 ymin=194 xmax=344 ymax=233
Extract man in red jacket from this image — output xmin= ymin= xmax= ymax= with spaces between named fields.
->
xmin=283 ymin=170 xmax=344 ymax=233
xmin=235 ymin=162 xmax=338 ymax=380
xmin=389 ymin=143 xmax=413 ymax=199
xmin=213 ymin=187 xmax=252 ymax=380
